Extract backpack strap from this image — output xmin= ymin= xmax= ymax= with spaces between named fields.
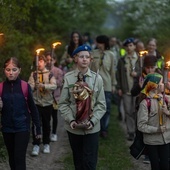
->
xmin=21 ymin=80 xmax=28 ymax=100
xmin=21 ymin=80 xmax=30 ymax=113
xmin=145 ymin=98 xmax=151 ymax=113
xmin=0 ymin=82 xmax=4 ymax=97
xmin=49 ymin=72 xmax=53 ymax=81
xmin=33 ymin=71 xmax=53 ymax=82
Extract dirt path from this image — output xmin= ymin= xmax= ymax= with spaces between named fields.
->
xmin=0 ymin=115 xmax=151 ymax=170
xmin=120 ymin=121 xmax=150 ymax=170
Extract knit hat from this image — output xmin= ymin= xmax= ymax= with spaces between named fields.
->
xmin=141 ymin=73 xmax=162 ymax=96
xmin=143 ymin=55 xmax=157 ymax=67
xmin=72 ymin=44 xmax=91 ymax=57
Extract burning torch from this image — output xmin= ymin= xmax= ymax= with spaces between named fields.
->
xmin=139 ymin=50 xmax=148 ymax=76
xmin=51 ymin=41 xmax=61 ymax=58
xmin=163 ymin=61 xmax=170 ymax=104
xmin=35 ymin=48 xmax=45 ymax=84
xmin=138 ymin=51 xmax=148 ymax=86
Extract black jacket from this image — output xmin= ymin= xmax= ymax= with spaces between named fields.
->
xmin=1 ymin=78 xmax=41 ymax=135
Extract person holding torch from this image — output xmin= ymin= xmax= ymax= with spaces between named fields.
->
xmin=137 ymin=73 xmax=170 ymax=170
xmin=28 ymin=53 xmax=57 ymax=156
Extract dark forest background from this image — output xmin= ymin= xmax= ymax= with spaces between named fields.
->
xmin=0 ymin=0 xmax=169 ymax=80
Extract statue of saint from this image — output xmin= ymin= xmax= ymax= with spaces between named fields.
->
xmin=72 ymin=72 xmax=93 ymax=127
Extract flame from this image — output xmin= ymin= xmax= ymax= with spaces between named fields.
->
xmin=0 ymin=33 xmax=4 ymax=36
xmin=36 ymin=48 xmax=45 ymax=55
xmin=52 ymin=42 xmax=61 ymax=48
xmin=139 ymin=50 xmax=148 ymax=57
xmin=166 ymin=61 xmax=170 ymax=67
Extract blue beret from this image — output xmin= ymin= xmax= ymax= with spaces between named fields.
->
xmin=123 ymin=38 xmax=135 ymax=46
xmin=72 ymin=44 xmax=91 ymax=57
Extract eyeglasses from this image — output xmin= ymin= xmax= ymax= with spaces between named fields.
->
xmin=78 ymin=55 xmax=90 ymax=59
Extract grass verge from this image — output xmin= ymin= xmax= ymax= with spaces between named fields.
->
xmin=63 ymin=104 xmax=134 ymax=170
xmin=0 ymin=133 xmax=7 ymax=162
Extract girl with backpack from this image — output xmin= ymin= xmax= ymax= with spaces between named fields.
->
xmin=0 ymin=57 xmax=41 ymax=170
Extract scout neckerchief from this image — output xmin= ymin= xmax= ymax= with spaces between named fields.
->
xmin=153 ymin=94 xmax=163 ymax=125
xmin=141 ymin=73 xmax=163 ymax=125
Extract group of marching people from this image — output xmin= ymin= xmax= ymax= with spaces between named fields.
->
xmin=119 ymin=38 xmax=170 ymax=170
xmin=0 ymin=29 xmax=169 ymax=170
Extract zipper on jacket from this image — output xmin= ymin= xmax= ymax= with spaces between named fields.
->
xmin=11 ymin=83 xmax=15 ymax=129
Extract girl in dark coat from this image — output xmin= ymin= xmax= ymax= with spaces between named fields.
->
xmin=0 ymin=57 xmax=41 ymax=170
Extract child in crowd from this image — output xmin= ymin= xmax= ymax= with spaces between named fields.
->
xmin=28 ymin=55 xmax=57 ymax=156
xmin=59 ymin=44 xmax=106 ymax=169
xmin=137 ymin=73 xmax=170 ymax=170
xmin=45 ymin=52 xmax=63 ymax=142
xmin=0 ymin=57 xmax=41 ymax=170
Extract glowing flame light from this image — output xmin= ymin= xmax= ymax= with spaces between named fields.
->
xmin=52 ymin=42 xmax=61 ymax=48
xmin=36 ymin=48 xmax=45 ymax=55
xmin=139 ymin=50 xmax=148 ymax=57
xmin=166 ymin=61 xmax=170 ymax=67
xmin=0 ymin=33 xmax=4 ymax=36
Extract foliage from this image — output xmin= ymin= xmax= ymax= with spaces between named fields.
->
xmin=110 ymin=0 xmax=170 ymax=57
xmin=0 ymin=133 xmax=7 ymax=162
xmin=0 ymin=0 xmax=108 ymax=80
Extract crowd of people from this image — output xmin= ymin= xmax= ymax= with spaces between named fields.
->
xmin=0 ymin=30 xmax=169 ymax=170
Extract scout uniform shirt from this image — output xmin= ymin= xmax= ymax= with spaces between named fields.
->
xmin=90 ymin=49 xmax=117 ymax=92
xmin=58 ymin=68 xmax=106 ymax=135
xmin=28 ymin=68 xmax=57 ymax=106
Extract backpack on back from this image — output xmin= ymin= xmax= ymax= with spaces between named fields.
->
xmin=130 ymin=97 xmax=168 ymax=159
xmin=129 ymin=98 xmax=151 ymax=160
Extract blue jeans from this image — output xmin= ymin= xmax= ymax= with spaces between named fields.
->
xmin=100 ymin=91 xmax=112 ymax=132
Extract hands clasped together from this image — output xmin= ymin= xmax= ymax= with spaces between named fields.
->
xmin=70 ymin=120 xmax=93 ymax=130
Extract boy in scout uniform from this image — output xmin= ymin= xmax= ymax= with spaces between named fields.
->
xmin=58 ymin=44 xmax=106 ymax=170
xmin=28 ymin=55 xmax=57 ymax=155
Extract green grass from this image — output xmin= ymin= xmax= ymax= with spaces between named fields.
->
xmin=0 ymin=133 xmax=7 ymax=162
xmin=63 ymin=104 xmax=134 ymax=170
